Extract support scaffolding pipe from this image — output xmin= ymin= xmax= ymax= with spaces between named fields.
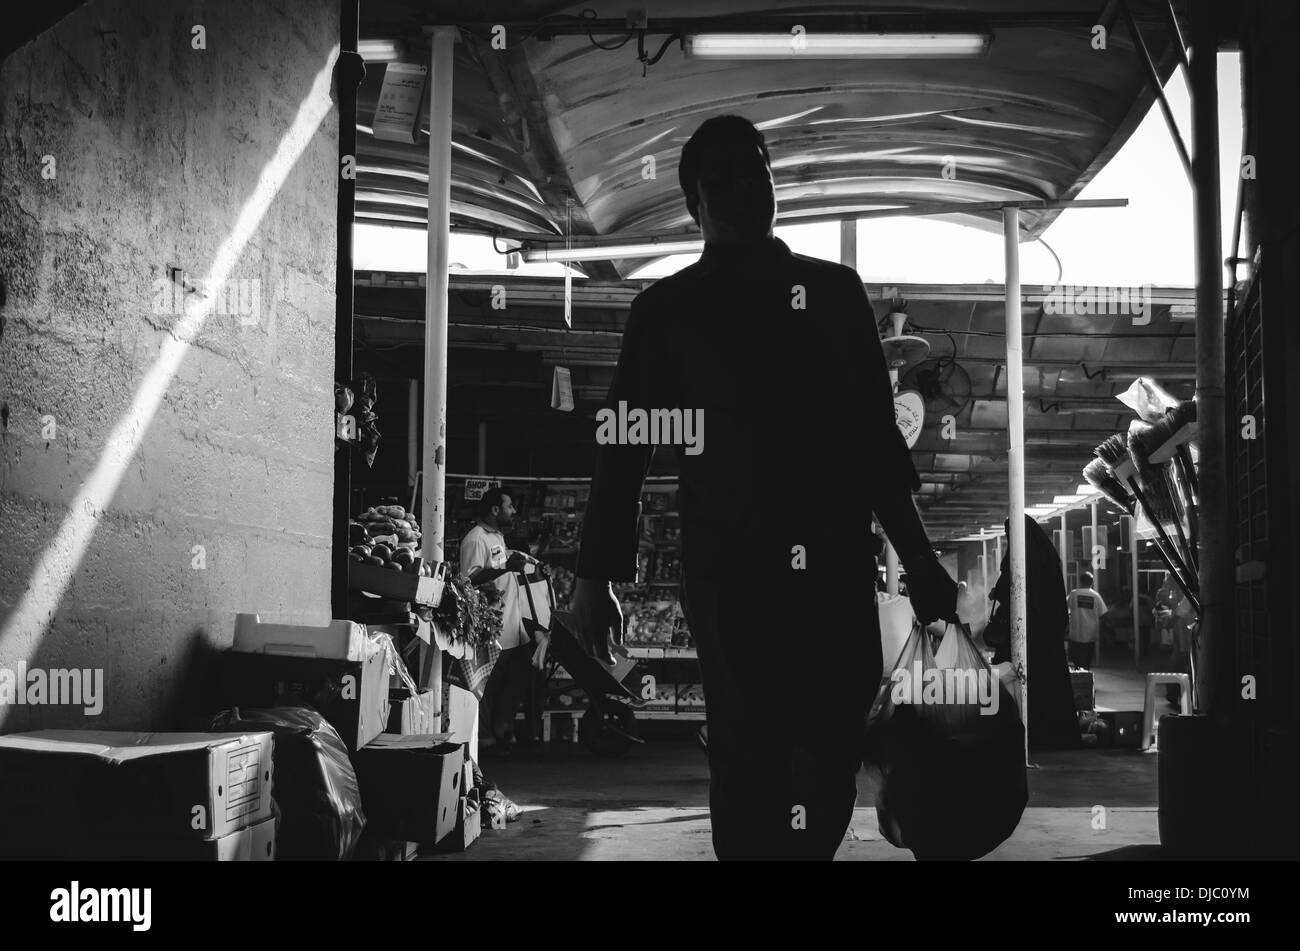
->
xmin=1188 ymin=1 xmax=1230 ymax=719
xmin=419 ymin=25 xmax=457 ymax=704
xmin=1003 ymin=206 xmax=1029 ymax=763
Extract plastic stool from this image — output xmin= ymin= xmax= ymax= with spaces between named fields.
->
xmin=1141 ymin=673 xmax=1192 ymax=750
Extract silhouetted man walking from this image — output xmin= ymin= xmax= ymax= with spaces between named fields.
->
xmin=570 ymin=115 xmax=956 ymax=860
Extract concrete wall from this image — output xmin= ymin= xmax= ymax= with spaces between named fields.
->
xmin=0 ymin=0 xmax=340 ymax=730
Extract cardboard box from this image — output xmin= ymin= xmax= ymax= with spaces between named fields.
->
xmin=430 ymin=796 xmax=481 ymax=854
xmin=207 ymin=648 xmax=390 ymax=752
xmin=349 ymin=560 xmax=443 ymax=605
xmin=443 ymin=683 xmax=480 ymax=764
xmin=233 ymin=613 xmax=370 ymax=660
xmin=388 ymin=688 xmax=440 ymax=735
xmin=0 ymin=731 xmax=274 ymax=848
xmin=0 ymin=815 xmax=277 ymax=861
xmin=129 ymin=815 xmax=276 ymax=861
xmin=351 ymin=733 xmax=463 ymax=846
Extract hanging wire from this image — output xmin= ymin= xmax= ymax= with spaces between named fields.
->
xmin=1036 ymin=235 xmax=1064 ymax=287
xmin=581 ymin=8 xmax=633 ymax=49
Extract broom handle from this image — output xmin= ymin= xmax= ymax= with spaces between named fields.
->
xmin=1146 ymin=533 xmax=1203 ymax=615
xmin=1126 ymin=477 xmax=1200 ymax=604
xmin=1170 ymin=467 xmax=1199 ymax=574
xmin=1167 ymin=491 xmax=1197 ymax=576
xmin=1172 ymin=450 xmax=1201 ymax=566
xmin=1176 ymin=445 xmax=1199 ymax=501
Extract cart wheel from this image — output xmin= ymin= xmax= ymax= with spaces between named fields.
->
xmin=579 ymin=703 xmax=635 ymax=758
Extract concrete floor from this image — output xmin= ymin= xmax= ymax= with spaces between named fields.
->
xmin=424 ymin=735 xmax=1163 ymax=861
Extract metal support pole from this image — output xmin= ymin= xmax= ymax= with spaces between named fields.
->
xmin=1189 ymin=1 xmax=1228 ymax=718
xmin=1060 ymin=512 xmax=1069 ymax=587
xmin=980 ymin=535 xmax=990 ymax=626
xmin=1091 ymin=500 xmax=1103 ymax=665
xmin=332 ymin=0 xmax=362 ymax=619
xmin=1123 ymin=0 xmax=1194 ymax=186
xmin=420 ymin=25 xmax=456 ymax=706
xmin=840 ymin=217 xmax=858 ymax=272
xmin=886 ymin=545 xmax=901 ymax=597
xmin=1130 ymin=515 xmax=1141 ymax=668
xmin=1003 ymin=206 xmax=1029 ymax=758
xmin=1090 ymin=501 xmax=1100 ymax=588
xmin=408 ymin=380 xmax=419 ymax=489
xmin=422 ymin=26 xmax=455 ymax=564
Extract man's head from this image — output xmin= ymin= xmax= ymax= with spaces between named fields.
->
xmin=678 ymin=115 xmax=776 ymax=244
xmin=1081 ymin=571 xmax=1094 ymax=588
xmin=477 ymin=487 xmax=516 ymax=529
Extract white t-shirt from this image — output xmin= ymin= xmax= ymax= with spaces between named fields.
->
xmin=1067 ymin=588 xmax=1108 ymax=643
xmin=459 ymin=523 xmax=525 ymax=650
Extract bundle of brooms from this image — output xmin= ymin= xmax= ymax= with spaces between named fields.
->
xmin=1083 ymin=378 xmax=1201 ymax=705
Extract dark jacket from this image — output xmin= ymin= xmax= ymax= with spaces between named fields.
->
xmin=577 ymin=236 xmax=919 ymax=582
xmin=987 ymin=515 xmax=1080 ymax=750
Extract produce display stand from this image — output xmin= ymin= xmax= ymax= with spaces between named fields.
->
xmin=438 ymin=474 xmax=706 ymax=746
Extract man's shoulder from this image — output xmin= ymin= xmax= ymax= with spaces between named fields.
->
xmin=788 ymin=250 xmax=861 ymax=286
xmin=632 ymin=262 xmax=711 ymax=308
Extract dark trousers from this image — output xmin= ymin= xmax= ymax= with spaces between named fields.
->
xmin=681 ymin=568 xmax=881 ymax=861
xmin=481 ymin=644 xmax=533 ymax=743
xmin=1067 ymin=639 xmax=1095 ymax=669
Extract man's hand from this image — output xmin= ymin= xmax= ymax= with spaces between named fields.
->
xmin=570 ymin=578 xmax=624 ymax=665
xmin=506 ymin=550 xmax=537 ymax=572
xmin=906 ymin=556 xmax=959 ymax=625
xmin=531 ymin=631 xmax=551 ymax=670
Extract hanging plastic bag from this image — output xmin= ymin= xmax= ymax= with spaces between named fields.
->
xmin=203 ymin=703 xmax=367 ymax=861
xmin=1116 ymin=376 xmax=1179 ymax=423
xmin=863 ymin=620 xmax=1028 ymax=861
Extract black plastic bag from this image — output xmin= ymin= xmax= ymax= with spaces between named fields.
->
xmin=863 ymin=622 xmax=1028 ymax=861
xmin=203 ymin=703 xmax=367 ymax=861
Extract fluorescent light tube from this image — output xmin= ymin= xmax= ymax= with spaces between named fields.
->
xmin=359 ymin=39 xmax=404 ymax=62
xmin=1053 ymin=495 xmax=1086 ymax=504
xmin=684 ymin=32 xmax=989 ymax=60
xmin=522 ymin=239 xmax=703 ymax=263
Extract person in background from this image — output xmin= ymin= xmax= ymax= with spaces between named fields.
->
xmin=1065 ymin=571 xmax=1108 ymax=669
xmin=568 ymin=114 xmax=957 ymax=861
xmin=985 ymin=515 xmax=1079 ymax=749
xmin=1152 ymin=572 xmax=1180 ymax=663
xmin=1154 ymin=575 xmax=1195 ymax=705
xmin=459 ymin=487 xmax=537 ymax=752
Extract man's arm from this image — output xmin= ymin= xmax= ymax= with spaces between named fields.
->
xmin=468 ymin=551 xmax=535 ymax=585
xmin=576 ymin=295 xmax=659 ymax=583
xmin=570 ymin=296 xmax=661 ymax=662
xmin=842 ymin=272 xmax=956 ymax=621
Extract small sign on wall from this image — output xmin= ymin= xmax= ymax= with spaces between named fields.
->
xmin=372 ymin=63 xmax=428 ymax=143
xmin=464 ymin=478 xmax=502 ymax=502
xmin=894 ymin=389 xmax=925 ymax=449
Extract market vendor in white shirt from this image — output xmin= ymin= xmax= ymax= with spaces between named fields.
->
xmin=459 ymin=487 xmax=537 ymax=751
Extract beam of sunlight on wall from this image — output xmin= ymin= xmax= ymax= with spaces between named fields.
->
xmin=0 ymin=47 xmax=341 ymax=663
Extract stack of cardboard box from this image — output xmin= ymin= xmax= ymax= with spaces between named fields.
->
xmin=0 ymin=731 xmax=276 ymax=860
